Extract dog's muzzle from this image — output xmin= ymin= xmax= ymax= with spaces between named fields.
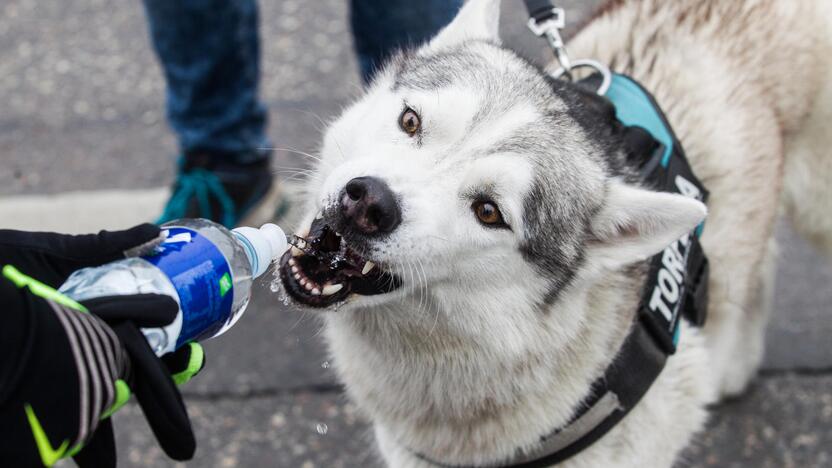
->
xmin=278 ymin=177 xmax=403 ymax=308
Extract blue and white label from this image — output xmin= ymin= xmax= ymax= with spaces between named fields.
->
xmin=143 ymin=227 xmax=234 ymax=348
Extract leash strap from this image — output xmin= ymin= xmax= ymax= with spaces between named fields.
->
xmin=523 ymin=0 xmax=572 ymax=76
xmin=523 ymin=0 xmax=559 ymax=22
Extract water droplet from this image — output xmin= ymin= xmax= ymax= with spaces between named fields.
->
xmin=315 ymin=423 xmax=328 ymax=435
xmin=321 ymin=361 xmax=330 ymax=369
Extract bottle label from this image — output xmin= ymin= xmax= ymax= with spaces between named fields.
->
xmin=143 ymin=227 xmax=234 ymax=347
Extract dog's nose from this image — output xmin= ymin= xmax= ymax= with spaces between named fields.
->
xmin=340 ymin=176 xmax=401 ymax=235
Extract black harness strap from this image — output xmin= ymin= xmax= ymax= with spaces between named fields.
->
xmin=506 ymin=73 xmax=711 ymax=467
xmin=506 ymin=323 xmax=668 ymax=468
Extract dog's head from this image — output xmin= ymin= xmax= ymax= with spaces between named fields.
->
xmin=278 ymin=0 xmax=705 ymax=339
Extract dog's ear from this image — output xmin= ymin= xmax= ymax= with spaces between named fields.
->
xmin=587 ymin=181 xmax=707 ymax=268
xmin=428 ymin=0 xmax=501 ymax=50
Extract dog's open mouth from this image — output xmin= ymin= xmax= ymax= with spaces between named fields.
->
xmin=278 ymin=218 xmax=402 ymax=308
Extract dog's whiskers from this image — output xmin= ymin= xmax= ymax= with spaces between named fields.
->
xmin=284 ymin=107 xmax=330 ymax=134
xmin=261 ymin=146 xmax=331 ymax=168
xmin=274 ymin=169 xmax=322 ymax=184
xmin=415 ymin=257 xmax=427 ymax=315
xmin=415 ymin=258 xmax=439 ymax=341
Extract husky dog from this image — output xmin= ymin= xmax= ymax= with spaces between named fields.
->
xmin=277 ymin=0 xmax=832 ymax=466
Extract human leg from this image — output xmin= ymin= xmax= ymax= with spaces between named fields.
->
xmin=350 ymin=0 xmax=464 ymax=83
xmin=142 ymin=0 xmax=283 ymax=227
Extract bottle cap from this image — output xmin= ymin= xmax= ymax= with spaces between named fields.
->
xmin=232 ymin=223 xmax=288 ymax=279
xmin=258 ymin=224 xmax=288 ymax=259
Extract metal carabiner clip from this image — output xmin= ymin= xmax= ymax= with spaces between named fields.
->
xmin=527 ymin=6 xmax=612 ymax=96
xmin=527 ymin=7 xmax=572 ymax=81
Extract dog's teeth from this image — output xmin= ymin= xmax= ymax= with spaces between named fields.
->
xmin=293 ymin=273 xmax=301 ymax=280
xmin=335 ymin=232 xmax=342 ymax=237
xmin=300 ymin=278 xmax=308 ymax=286
xmin=291 ymin=266 xmax=299 ymax=274
xmin=315 ymin=211 xmax=323 ymax=220
xmin=362 ymin=261 xmax=375 ymax=275
xmin=291 ymin=246 xmax=303 ymax=257
xmin=322 ymin=283 xmax=343 ymax=296
xmin=311 ymin=287 xmax=321 ymax=296
xmin=288 ymin=258 xmax=296 ymax=266
xmin=305 ymin=282 xmax=314 ymax=291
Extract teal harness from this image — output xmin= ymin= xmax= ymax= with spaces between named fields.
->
xmin=607 ymin=74 xmax=676 ymax=167
xmin=605 ymin=73 xmax=709 ymax=351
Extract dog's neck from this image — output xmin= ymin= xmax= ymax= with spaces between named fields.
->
xmin=324 ymin=266 xmax=643 ymax=465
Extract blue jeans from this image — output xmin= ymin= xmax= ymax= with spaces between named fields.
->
xmin=142 ymin=0 xmax=463 ymax=161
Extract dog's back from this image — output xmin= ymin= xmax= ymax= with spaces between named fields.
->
xmin=781 ymin=2 xmax=832 ymax=257
xmin=570 ymin=0 xmax=832 ymax=252
xmin=569 ymin=0 xmax=832 ymax=397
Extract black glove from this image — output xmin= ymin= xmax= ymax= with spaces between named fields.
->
xmin=0 ymin=225 xmax=206 ymax=467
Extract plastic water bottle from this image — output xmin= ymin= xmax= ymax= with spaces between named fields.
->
xmin=58 ymin=219 xmax=288 ymax=356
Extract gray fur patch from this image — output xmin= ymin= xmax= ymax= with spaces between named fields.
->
xmin=388 ymin=40 xmax=635 ymax=305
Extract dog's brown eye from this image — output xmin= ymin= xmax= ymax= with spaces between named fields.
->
xmin=399 ymin=107 xmax=421 ymax=136
xmin=473 ymin=201 xmax=505 ymax=227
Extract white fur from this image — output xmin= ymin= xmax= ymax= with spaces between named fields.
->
xmin=588 ymin=182 xmax=707 ymax=270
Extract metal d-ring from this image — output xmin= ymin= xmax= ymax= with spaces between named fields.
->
xmin=551 ymin=59 xmax=612 ymax=96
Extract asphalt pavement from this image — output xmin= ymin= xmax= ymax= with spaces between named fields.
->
xmin=1 ymin=1 xmax=830 ymax=467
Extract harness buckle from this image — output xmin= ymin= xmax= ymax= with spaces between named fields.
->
xmin=527 ymin=8 xmax=572 ymax=79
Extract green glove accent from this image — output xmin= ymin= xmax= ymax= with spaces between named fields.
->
xmin=4 ymin=265 xmax=185 ymax=430
xmin=2 ymin=265 xmax=87 ymax=313
xmin=99 ymin=341 xmax=204 ymax=421
xmin=4 ymin=263 xmax=204 ymax=465
xmin=100 ymin=380 xmax=132 ymax=420
xmin=7 ymin=265 xmax=108 ymax=464
xmin=24 ymin=404 xmax=70 ymax=467
xmin=171 ymin=343 xmax=205 ymax=386
xmin=65 ymin=440 xmax=85 ymax=459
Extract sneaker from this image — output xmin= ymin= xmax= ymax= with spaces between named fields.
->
xmin=157 ymin=151 xmax=288 ymax=228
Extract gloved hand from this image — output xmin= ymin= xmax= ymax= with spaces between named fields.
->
xmin=0 ymin=224 xmax=206 ymax=468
